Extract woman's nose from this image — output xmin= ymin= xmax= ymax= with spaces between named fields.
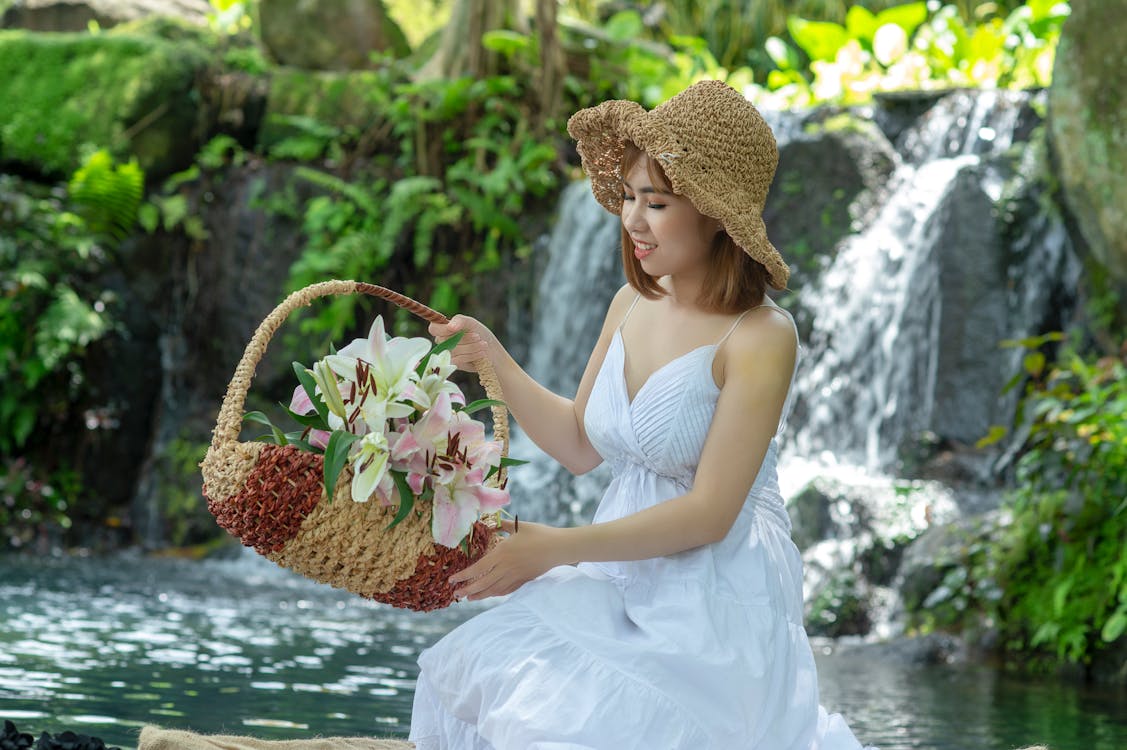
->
xmin=622 ymin=200 xmax=644 ymax=232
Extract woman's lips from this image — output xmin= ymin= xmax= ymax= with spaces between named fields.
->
xmin=634 ymin=241 xmax=655 ymax=260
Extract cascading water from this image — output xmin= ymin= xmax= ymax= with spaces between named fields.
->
xmin=505 ymin=181 xmax=624 ymax=524
xmin=785 ymin=89 xmax=1078 ymax=476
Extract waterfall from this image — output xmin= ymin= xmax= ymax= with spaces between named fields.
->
xmin=505 ymin=181 xmax=624 ymax=524
xmin=784 ymin=90 xmax=1078 ymax=475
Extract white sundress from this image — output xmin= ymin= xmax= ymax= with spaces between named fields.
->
xmin=409 ymin=301 xmax=869 ymax=750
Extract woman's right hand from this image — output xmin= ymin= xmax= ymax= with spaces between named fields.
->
xmin=428 ymin=314 xmax=497 ymax=373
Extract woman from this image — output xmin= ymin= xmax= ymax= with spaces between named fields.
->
xmin=409 ymin=80 xmax=869 ymax=750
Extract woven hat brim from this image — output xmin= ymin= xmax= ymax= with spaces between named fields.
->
xmin=567 ymin=94 xmax=789 ymax=290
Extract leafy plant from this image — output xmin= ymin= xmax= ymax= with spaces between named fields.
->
xmin=760 ymin=0 xmax=1069 ymax=106
xmin=934 ymin=332 xmax=1127 ymax=668
xmin=0 ymin=160 xmax=125 ymax=455
xmin=68 ymin=149 xmax=144 ymax=239
xmin=0 ymin=457 xmax=77 ymax=551
xmin=276 ymin=73 xmax=558 ymax=341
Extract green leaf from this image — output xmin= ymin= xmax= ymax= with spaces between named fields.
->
xmin=417 ymin=330 xmax=465 ymax=377
xmin=604 ymin=10 xmax=643 ymax=42
xmin=874 ymin=1 xmax=929 ymax=38
xmin=1102 ymin=608 xmax=1127 ymax=643
xmin=243 ymin=410 xmax=287 ymax=445
xmin=1024 ymin=351 xmax=1046 ymax=377
xmin=975 ymin=424 xmax=1008 ymax=449
xmin=764 ymin=36 xmax=797 ymax=70
xmin=387 ymin=470 xmax=416 ymax=531
xmin=845 ymin=5 xmax=879 ymax=44
xmin=787 ymin=18 xmax=850 ymax=62
xmin=481 ymin=30 xmax=533 ymax=58
xmin=323 ymin=431 xmax=361 ymax=502
xmin=462 ymin=398 xmax=506 ymax=415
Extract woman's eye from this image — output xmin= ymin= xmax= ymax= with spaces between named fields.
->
xmin=647 ymin=203 xmax=666 ymax=210
xmin=621 ymin=194 xmax=634 ymax=201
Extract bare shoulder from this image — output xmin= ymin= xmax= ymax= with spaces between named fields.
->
xmin=722 ymin=304 xmax=798 ymax=376
xmin=604 ymin=283 xmax=638 ymax=327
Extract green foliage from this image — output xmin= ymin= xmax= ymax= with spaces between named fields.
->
xmin=0 ymin=458 xmax=78 ymax=551
xmin=207 ymin=0 xmax=256 ymax=35
xmin=762 ymin=0 xmax=1068 ymax=105
xmin=158 ymin=437 xmax=212 ymax=547
xmin=988 ymin=341 xmax=1127 ymax=664
xmin=68 ymin=150 xmax=144 ymax=240
xmin=277 ymin=74 xmax=558 ymax=342
xmin=0 ymin=157 xmax=127 ymax=455
xmin=561 ymin=1 xmax=1066 ymax=109
xmin=920 ymin=331 xmax=1127 ymax=668
xmin=0 ymin=29 xmax=209 ymax=176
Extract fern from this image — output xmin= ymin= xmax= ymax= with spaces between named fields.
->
xmin=68 ymin=150 xmax=143 ymax=239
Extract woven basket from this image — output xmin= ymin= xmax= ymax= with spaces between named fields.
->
xmin=201 ymin=280 xmax=508 ymax=612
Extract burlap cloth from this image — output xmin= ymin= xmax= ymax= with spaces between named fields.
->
xmin=137 ymin=726 xmax=413 ymax=750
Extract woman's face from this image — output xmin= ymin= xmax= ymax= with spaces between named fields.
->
xmin=621 ymin=156 xmax=719 ymax=280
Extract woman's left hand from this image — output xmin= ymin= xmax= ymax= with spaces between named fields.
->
xmin=450 ymin=520 xmax=572 ymax=601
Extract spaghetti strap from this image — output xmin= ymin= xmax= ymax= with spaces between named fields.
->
xmin=716 ymin=303 xmax=796 ymax=347
xmin=619 ymin=294 xmax=642 ymax=329
xmin=716 ymin=308 xmax=753 ymax=346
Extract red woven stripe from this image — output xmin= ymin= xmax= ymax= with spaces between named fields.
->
xmin=207 ymin=444 xmax=324 ymax=554
xmin=375 ymin=521 xmax=494 ymax=611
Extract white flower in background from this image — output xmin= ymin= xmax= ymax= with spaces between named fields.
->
xmin=873 ymin=23 xmax=908 ymax=67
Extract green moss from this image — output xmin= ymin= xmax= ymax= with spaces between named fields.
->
xmin=0 ymin=29 xmax=210 ymax=177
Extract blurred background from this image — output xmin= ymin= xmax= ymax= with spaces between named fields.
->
xmin=0 ymin=0 xmax=1123 ymax=748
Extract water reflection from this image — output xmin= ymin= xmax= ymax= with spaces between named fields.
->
xmin=1 ymin=554 xmax=1124 ymax=750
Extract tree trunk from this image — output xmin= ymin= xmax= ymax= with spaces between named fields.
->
xmin=415 ymin=0 xmax=524 ymax=81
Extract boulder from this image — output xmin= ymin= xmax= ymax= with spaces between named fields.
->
xmin=258 ymin=0 xmax=409 ymax=71
xmin=0 ymin=0 xmax=211 ymax=31
xmin=1048 ymin=0 xmax=1127 ymax=284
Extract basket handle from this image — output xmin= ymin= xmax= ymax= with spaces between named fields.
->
xmin=209 ymin=280 xmax=508 ymax=461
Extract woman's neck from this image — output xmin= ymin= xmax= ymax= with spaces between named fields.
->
xmin=660 ymin=271 xmax=708 ymax=312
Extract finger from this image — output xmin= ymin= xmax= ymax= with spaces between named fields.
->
xmin=455 ymin=569 xmax=499 ymax=600
xmin=498 ymin=518 xmax=516 ymax=534
xmin=463 ymin=573 xmax=511 ymax=601
xmin=449 ymin=557 xmax=490 ymax=585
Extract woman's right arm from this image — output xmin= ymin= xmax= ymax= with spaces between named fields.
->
xmin=429 ymin=284 xmax=636 ymax=475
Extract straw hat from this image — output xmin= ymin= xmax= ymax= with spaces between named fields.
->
xmin=567 ymin=80 xmax=788 ymax=289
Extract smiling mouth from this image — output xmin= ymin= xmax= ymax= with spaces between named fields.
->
xmin=633 ymin=241 xmax=655 ymax=259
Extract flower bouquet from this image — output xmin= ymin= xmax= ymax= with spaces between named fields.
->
xmin=202 ymin=281 xmax=520 ymax=611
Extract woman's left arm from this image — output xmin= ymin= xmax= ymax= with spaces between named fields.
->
xmin=452 ymin=310 xmax=797 ymax=600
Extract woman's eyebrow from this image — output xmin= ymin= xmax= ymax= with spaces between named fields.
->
xmin=620 ymin=180 xmax=664 ymax=194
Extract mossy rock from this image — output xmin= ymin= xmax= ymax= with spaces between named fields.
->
xmin=1049 ymin=0 xmax=1127 ymax=284
xmin=0 ymin=28 xmax=210 ymax=178
xmin=258 ymin=67 xmax=391 ymax=151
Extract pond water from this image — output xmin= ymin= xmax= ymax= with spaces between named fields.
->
xmin=1 ymin=553 xmax=1124 ymax=750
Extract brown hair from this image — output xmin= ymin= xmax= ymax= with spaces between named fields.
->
xmin=619 ymin=142 xmax=769 ymax=314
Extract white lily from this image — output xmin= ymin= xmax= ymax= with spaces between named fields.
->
xmin=405 ymin=349 xmax=466 ymax=409
xmin=325 ymin=316 xmax=430 ymax=431
xmin=350 ymin=431 xmax=390 ymax=503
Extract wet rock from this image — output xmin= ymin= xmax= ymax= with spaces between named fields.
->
xmin=764 ymin=112 xmax=896 ymax=335
xmin=0 ymin=0 xmax=211 ymax=31
xmin=259 ymin=0 xmax=410 ymax=71
xmin=896 ymin=512 xmax=1000 ymax=612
